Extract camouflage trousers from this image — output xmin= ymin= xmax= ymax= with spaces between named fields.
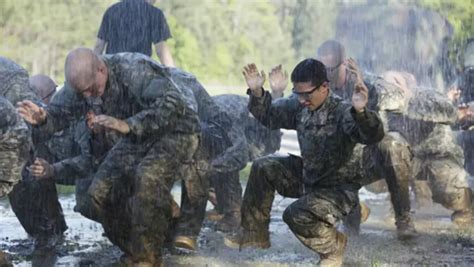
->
xmin=411 ymin=156 xmax=470 ymax=211
xmin=83 ymin=133 xmax=199 ymax=263
xmin=457 ymin=130 xmax=474 ymax=176
xmin=210 ymin=171 xmax=242 ymax=215
xmin=345 ymin=132 xmax=412 ymax=231
xmin=175 ymin=123 xmax=233 ymax=238
xmin=9 ymin=176 xmax=67 ymax=239
xmin=241 ymin=154 xmax=358 ymax=255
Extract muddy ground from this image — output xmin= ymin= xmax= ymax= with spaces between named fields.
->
xmin=1 ymin=185 xmax=474 ymax=267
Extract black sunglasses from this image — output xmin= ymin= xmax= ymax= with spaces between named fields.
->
xmin=42 ymin=89 xmax=56 ymax=101
xmin=292 ymin=81 xmax=325 ymax=100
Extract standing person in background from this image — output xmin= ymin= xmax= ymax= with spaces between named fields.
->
xmin=94 ymin=0 xmax=175 ymax=67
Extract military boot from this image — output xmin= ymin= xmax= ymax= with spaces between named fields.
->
xmin=318 ymin=231 xmax=347 ymax=267
xmin=395 ymin=215 xmax=417 ymax=240
xmin=224 ymin=228 xmax=270 ymax=249
xmin=206 ymin=209 xmax=224 ymax=222
xmin=451 ymin=188 xmax=473 ymax=227
xmin=215 ymin=211 xmax=241 ymax=233
xmin=174 ymin=235 xmax=198 ymax=251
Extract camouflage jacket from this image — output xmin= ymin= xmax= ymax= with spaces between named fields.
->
xmin=169 ymin=71 xmax=248 ymax=173
xmin=39 ymin=53 xmax=200 ymax=141
xmin=213 ymin=94 xmax=282 ymax=161
xmin=30 ymin=119 xmax=92 ymax=185
xmin=0 ymin=57 xmax=40 ymax=104
xmin=0 ymin=97 xmax=31 ymax=197
xmin=249 ymin=90 xmax=384 ymax=187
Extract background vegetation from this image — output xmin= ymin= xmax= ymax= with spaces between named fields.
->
xmin=0 ymin=0 xmax=472 ymax=92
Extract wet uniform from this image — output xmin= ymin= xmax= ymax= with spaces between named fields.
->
xmin=242 ymin=90 xmax=383 ymax=255
xmin=37 ymin=53 xmax=200 ymax=264
xmin=389 ymin=88 xmax=471 ymax=214
xmin=210 ymin=94 xmax=281 ymax=222
xmin=0 ymin=97 xmax=30 ymax=267
xmin=0 ymin=56 xmax=67 ymax=242
xmin=163 ymin=72 xmax=249 ymax=238
xmin=334 ymin=73 xmax=414 ymax=232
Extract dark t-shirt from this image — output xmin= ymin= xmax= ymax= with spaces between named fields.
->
xmin=97 ymin=0 xmax=172 ymax=56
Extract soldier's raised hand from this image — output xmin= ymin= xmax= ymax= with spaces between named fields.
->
xmin=346 ymin=58 xmax=364 ymax=84
xmin=269 ymin=64 xmax=288 ymax=98
xmin=243 ymin=63 xmax=266 ymax=97
xmin=30 ymin=158 xmax=54 ymax=179
xmin=16 ymin=100 xmax=47 ymax=125
xmin=352 ymin=82 xmax=369 ymax=112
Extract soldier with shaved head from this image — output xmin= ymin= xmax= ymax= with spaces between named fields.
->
xmin=17 ymin=48 xmax=200 ymax=266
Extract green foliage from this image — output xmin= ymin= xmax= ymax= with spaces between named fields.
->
xmin=0 ymin=0 xmax=472 ymax=88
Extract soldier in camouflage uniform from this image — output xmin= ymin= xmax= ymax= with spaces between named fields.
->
xmin=225 ymin=59 xmax=384 ymax=267
xmin=17 ymin=48 xmax=201 ymax=266
xmin=387 ymin=84 xmax=473 ymax=225
xmin=317 ymin=40 xmax=416 ymax=237
xmin=155 ymin=69 xmax=249 ymax=250
xmin=209 ymin=93 xmax=282 ymax=231
xmin=0 ymin=97 xmax=31 ymax=267
xmin=0 ymin=57 xmax=68 ymax=250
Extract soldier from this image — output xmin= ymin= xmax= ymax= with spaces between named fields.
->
xmin=206 ymin=67 xmax=285 ymax=232
xmin=157 ymin=69 xmax=249 ymax=250
xmin=0 ymin=97 xmax=31 ymax=267
xmin=29 ymin=74 xmax=57 ymax=104
xmin=382 ymin=71 xmax=473 ymax=226
xmin=208 ymin=93 xmax=282 ymax=231
xmin=225 ymin=59 xmax=384 ymax=267
xmin=0 ymin=57 xmax=67 ymax=251
xmin=17 ymin=48 xmax=200 ymax=266
xmin=317 ymin=40 xmax=416 ymax=237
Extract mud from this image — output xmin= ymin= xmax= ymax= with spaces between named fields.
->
xmin=1 ymin=185 xmax=474 ymax=266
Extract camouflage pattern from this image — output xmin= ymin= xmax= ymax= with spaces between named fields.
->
xmin=8 ymin=119 xmax=92 ymax=240
xmin=336 ymin=5 xmax=455 ymax=90
xmin=39 ymin=53 xmax=201 ymax=263
xmin=0 ymin=97 xmax=30 ymax=197
xmin=0 ymin=57 xmax=40 ymax=104
xmin=389 ymin=96 xmax=470 ymax=212
xmin=164 ymin=72 xmax=249 ymax=237
xmin=332 ymin=72 xmax=413 ymax=232
xmin=242 ymin=90 xmax=383 ymax=255
xmin=209 ymin=94 xmax=282 ymax=220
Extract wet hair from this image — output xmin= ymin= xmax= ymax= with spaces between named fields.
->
xmin=317 ymin=40 xmax=345 ymax=65
xmin=290 ymin=58 xmax=328 ymax=86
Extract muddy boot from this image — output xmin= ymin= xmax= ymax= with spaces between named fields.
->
xmin=215 ymin=212 xmax=241 ymax=233
xmin=360 ymin=202 xmax=371 ymax=223
xmin=174 ymin=235 xmax=198 ymax=251
xmin=206 ymin=209 xmax=224 ymax=222
xmin=451 ymin=188 xmax=473 ymax=227
xmin=224 ymin=228 xmax=270 ymax=249
xmin=0 ymin=251 xmax=12 ymax=267
xmin=318 ymin=231 xmax=347 ymax=267
xmin=395 ymin=215 xmax=417 ymax=240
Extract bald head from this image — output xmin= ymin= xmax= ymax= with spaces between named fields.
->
xmin=29 ymin=74 xmax=57 ymax=104
xmin=65 ymin=48 xmax=107 ymax=97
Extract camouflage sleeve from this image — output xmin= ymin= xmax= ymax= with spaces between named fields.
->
xmin=40 ymin=85 xmax=87 ymax=136
xmin=126 ymin=78 xmax=198 ymax=137
xmin=342 ymin=107 xmax=384 ymax=145
xmin=248 ymin=89 xmax=300 ymax=130
xmin=210 ymin=121 xmax=249 ymax=173
xmin=0 ymin=100 xmax=31 ymax=197
xmin=52 ymin=122 xmax=92 ymax=185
